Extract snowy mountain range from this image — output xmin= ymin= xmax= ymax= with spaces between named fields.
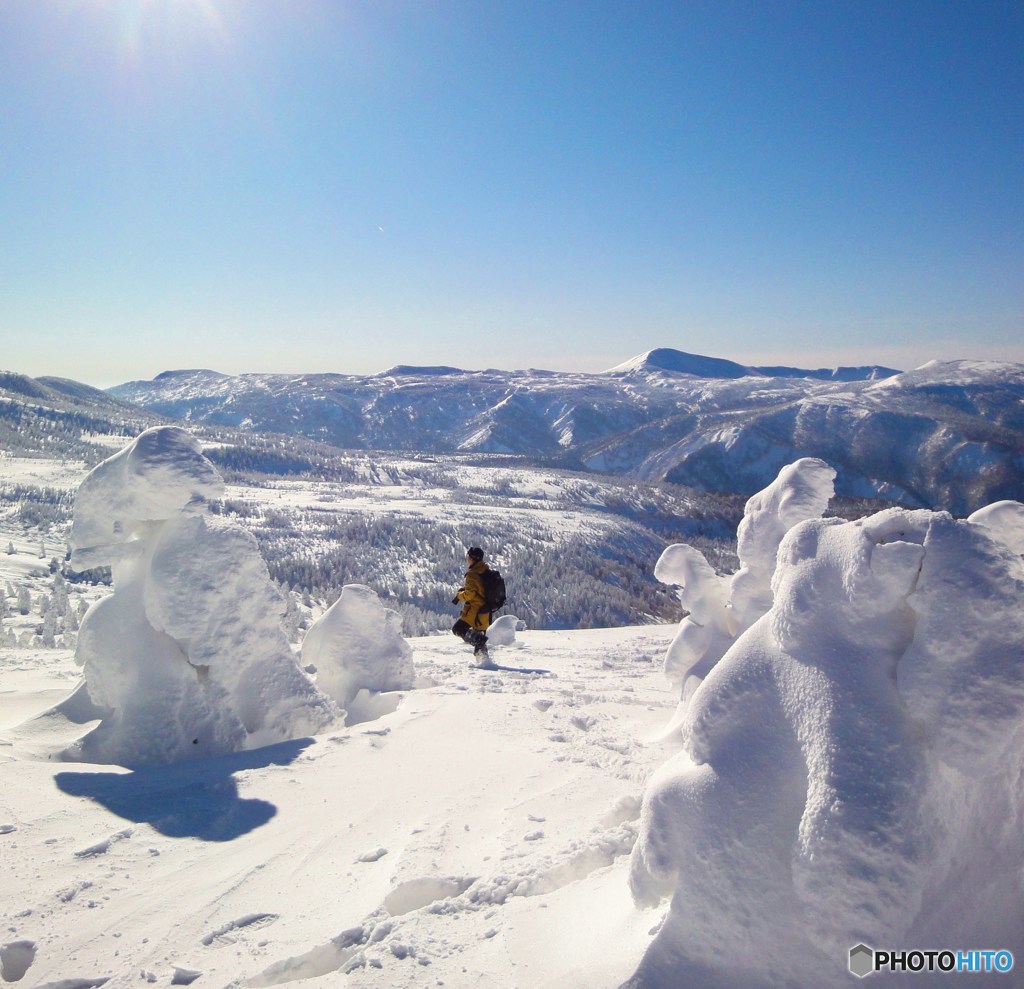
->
xmin=107 ymin=349 xmax=1024 ymax=514
xmin=0 ymin=364 xmax=743 ymax=633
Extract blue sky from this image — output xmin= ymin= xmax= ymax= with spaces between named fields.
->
xmin=1 ymin=0 xmax=1021 ymax=386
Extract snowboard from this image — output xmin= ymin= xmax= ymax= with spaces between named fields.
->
xmin=469 ymin=662 xmax=552 ymax=676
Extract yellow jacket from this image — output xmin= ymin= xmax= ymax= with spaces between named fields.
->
xmin=457 ymin=560 xmax=491 ymax=631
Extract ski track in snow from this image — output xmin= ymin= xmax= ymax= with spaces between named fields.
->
xmin=0 ymin=625 xmax=677 ymax=989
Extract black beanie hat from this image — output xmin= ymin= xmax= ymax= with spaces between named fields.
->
xmin=467 ymin=546 xmax=484 ymax=561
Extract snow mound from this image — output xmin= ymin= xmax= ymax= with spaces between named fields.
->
xmin=301 ymin=584 xmax=414 ymax=710
xmin=485 ymin=614 xmax=524 ymax=646
xmin=64 ymin=427 xmax=339 ymax=766
xmin=629 ymin=491 xmax=1024 ymax=988
xmin=968 ymin=499 xmax=1024 ymax=557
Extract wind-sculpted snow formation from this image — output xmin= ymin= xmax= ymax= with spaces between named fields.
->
xmin=657 ymin=457 xmax=835 ymax=706
xmin=301 ymin=583 xmax=415 ymax=710
xmin=629 ymin=460 xmax=1024 ymax=988
xmin=66 ymin=426 xmax=340 ymax=766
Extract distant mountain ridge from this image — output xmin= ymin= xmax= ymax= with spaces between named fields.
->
xmin=603 ymin=348 xmax=900 ymax=381
xmin=98 ymin=349 xmax=1024 ymax=515
xmin=0 ymin=371 xmax=163 ymax=465
xmin=2 ymin=350 xmax=1021 ymax=515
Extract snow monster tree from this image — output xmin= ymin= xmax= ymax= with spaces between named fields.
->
xmin=66 ymin=426 xmax=340 ymax=766
xmin=629 ymin=461 xmax=1024 ymax=989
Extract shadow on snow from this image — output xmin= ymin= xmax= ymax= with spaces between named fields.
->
xmin=54 ymin=738 xmax=313 ymax=841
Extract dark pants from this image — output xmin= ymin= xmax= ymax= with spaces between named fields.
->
xmin=452 ymin=619 xmax=488 ymax=649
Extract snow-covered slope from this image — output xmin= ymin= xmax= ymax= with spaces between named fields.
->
xmin=0 ymin=372 xmax=163 ymax=465
xmin=106 ymin=351 xmax=1024 ymax=513
xmin=0 ymin=625 xmax=678 ymax=989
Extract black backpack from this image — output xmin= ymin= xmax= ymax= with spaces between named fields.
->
xmin=481 ymin=568 xmax=506 ymax=614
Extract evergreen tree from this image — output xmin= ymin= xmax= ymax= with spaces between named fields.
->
xmin=50 ymin=573 xmax=69 ymax=616
xmin=40 ymin=607 xmax=57 ymax=648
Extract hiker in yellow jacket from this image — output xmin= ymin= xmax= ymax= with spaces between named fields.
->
xmin=452 ymin=546 xmax=491 ymax=662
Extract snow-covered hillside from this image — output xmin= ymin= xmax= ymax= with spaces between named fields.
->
xmin=0 ymin=372 xmax=162 ymax=465
xmin=106 ymin=351 xmax=1024 ymax=513
xmin=0 ymin=442 xmax=741 ymax=641
xmin=3 ymin=438 xmax=1024 ymax=989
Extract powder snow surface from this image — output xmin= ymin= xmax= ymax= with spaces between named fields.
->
xmin=0 ymin=625 xmax=676 ymax=989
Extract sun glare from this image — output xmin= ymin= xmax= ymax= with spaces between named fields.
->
xmin=92 ymin=0 xmax=232 ymax=73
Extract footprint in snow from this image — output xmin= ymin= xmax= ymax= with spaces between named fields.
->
xmin=74 ymin=828 xmax=133 ymax=858
xmin=384 ymin=876 xmax=476 ymax=916
xmin=172 ymin=965 xmax=203 ymax=985
xmin=56 ymin=880 xmax=93 ymax=903
xmin=202 ymin=913 xmax=280 ymax=946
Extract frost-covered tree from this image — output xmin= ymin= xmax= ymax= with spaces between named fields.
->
xmin=654 ymin=457 xmax=836 ymax=711
xmin=66 ymin=425 xmax=340 ymax=766
xmin=50 ymin=572 xmax=69 ymax=617
xmin=16 ymin=586 xmax=30 ymax=616
xmin=6 ymin=541 xmax=14 ymax=555
xmin=277 ymin=582 xmax=305 ymax=643
xmin=40 ymin=607 xmax=57 ymax=648
xmin=302 ymin=584 xmax=414 ymax=710
xmin=629 ymin=475 xmax=1024 ymax=989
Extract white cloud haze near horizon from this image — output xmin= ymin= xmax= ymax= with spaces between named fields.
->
xmin=1 ymin=0 xmax=1021 ymax=387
